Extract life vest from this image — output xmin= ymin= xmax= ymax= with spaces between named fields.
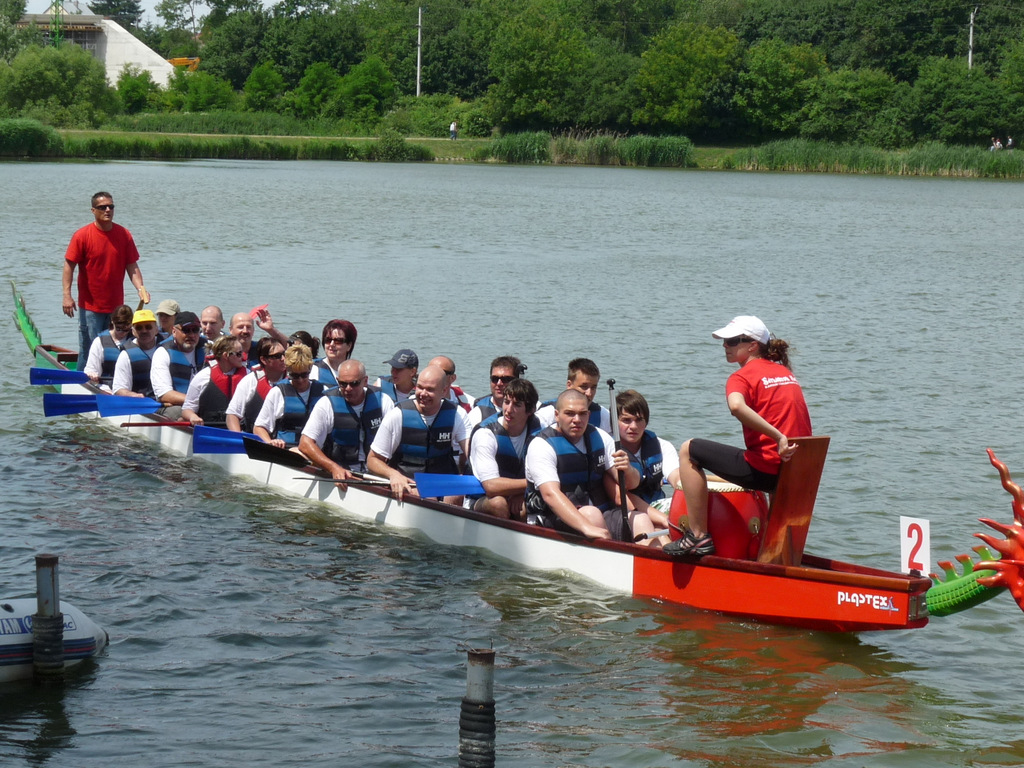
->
xmin=627 ymin=430 xmax=665 ymax=503
xmin=388 ymin=399 xmax=459 ymax=476
xmin=122 ymin=339 xmax=156 ymax=398
xmin=475 ymin=414 xmax=540 ymax=480
xmin=242 ymin=374 xmax=275 ymax=433
xmin=526 ymin=424 xmax=610 ymax=511
xmin=196 ymin=365 xmax=242 ymax=427
xmin=315 ymin=359 xmax=338 ymax=387
xmin=98 ymin=332 xmax=124 ymax=387
xmin=167 ymin=346 xmax=206 ymax=394
xmin=324 ymin=386 xmax=385 ymax=468
xmin=272 ymin=380 xmax=325 ymax=446
xmin=450 ymin=385 xmax=473 ymax=412
xmin=471 ymin=395 xmax=498 ymax=423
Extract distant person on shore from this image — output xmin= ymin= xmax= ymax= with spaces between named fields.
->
xmin=1008 ymin=136 xmax=1014 ymax=151
xmin=82 ymin=304 xmax=134 ymax=391
xmin=450 ymin=120 xmax=458 ymax=140
xmin=665 ymin=316 xmax=812 ymax=558
xmin=63 ymin=191 xmax=150 ymax=364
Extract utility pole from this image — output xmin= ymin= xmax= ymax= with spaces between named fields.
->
xmin=416 ymin=6 xmax=423 ymax=97
xmin=968 ymin=6 xmax=978 ymax=70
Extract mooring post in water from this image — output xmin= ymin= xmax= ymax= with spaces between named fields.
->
xmin=458 ymin=647 xmax=496 ymax=768
xmin=33 ymin=553 xmax=65 ymax=680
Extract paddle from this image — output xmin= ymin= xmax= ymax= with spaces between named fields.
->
xmin=292 ymin=477 xmax=393 ymax=488
xmin=242 ymin=437 xmax=311 ymax=468
xmin=43 ymin=393 xmax=97 ymax=416
xmin=30 ymin=367 xmax=90 ymax=386
xmin=607 ymin=379 xmax=632 ymax=542
xmin=96 ymin=395 xmax=162 ymax=417
xmin=413 ymin=472 xmax=485 ymax=498
xmin=120 ymin=421 xmax=193 ymax=428
xmin=193 ymin=425 xmax=259 ymax=454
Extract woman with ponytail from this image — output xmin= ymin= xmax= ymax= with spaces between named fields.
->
xmin=665 ymin=315 xmax=812 ymax=557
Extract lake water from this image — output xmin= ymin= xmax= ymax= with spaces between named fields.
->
xmin=2 ymin=159 xmax=1023 ymax=767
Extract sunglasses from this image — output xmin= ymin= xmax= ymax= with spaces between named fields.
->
xmin=264 ymin=352 xmax=285 ymax=360
xmin=226 ymin=350 xmax=245 ymax=357
xmin=179 ymin=325 xmax=201 ymax=334
xmin=723 ymin=336 xmax=754 ymax=347
xmin=289 ymin=371 xmax=311 ymax=379
xmin=93 ymin=204 xmax=115 ymax=211
xmin=337 ymin=379 xmax=363 ymax=389
xmin=491 ymin=375 xmax=514 ymax=384
xmin=325 ymin=337 xmax=349 ymax=345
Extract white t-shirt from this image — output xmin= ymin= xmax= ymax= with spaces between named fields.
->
xmin=369 ymin=404 xmax=468 ymax=460
xmin=111 ymin=343 xmax=158 ymax=395
xmin=470 ymin=421 xmax=530 ymax=482
xmin=524 ymin=427 xmax=615 ymax=490
xmin=372 ymin=376 xmax=413 ymax=403
xmin=301 ymin=389 xmax=396 ymax=464
xmin=535 ymin=402 xmax=611 ymax=433
xmin=627 ymin=436 xmax=680 ymax=488
xmin=83 ymin=331 xmax=125 ymax=390
xmin=150 ymin=345 xmax=199 ymax=399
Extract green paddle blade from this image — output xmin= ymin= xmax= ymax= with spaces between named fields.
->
xmin=193 ymin=425 xmax=259 ymax=454
xmin=95 ymin=395 xmax=162 ymax=417
xmin=30 ymin=367 xmax=90 ymax=385
xmin=43 ymin=393 xmax=98 ymax=416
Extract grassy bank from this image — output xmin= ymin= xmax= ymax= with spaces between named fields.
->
xmin=2 ymin=119 xmax=1022 ymax=177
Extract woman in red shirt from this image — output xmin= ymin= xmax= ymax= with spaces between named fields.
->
xmin=665 ymin=316 xmax=811 ymax=557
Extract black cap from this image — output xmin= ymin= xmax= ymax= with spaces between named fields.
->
xmin=174 ymin=310 xmax=200 ymax=327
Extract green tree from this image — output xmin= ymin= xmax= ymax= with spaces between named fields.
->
xmin=243 ymin=60 xmax=285 ymax=111
xmin=632 ymin=21 xmax=743 ymax=135
xmin=87 ymin=0 xmax=143 ymax=28
xmin=0 ymin=44 xmax=117 ymax=126
xmin=799 ymin=67 xmax=905 ymax=144
xmin=117 ymin=64 xmax=160 ymax=113
xmin=909 ymin=57 xmax=1006 ymax=145
xmin=196 ymin=9 xmax=268 ymax=88
xmin=326 ymin=55 xmax=396 ymax=123
xmin=283 ymin=61 xmax=339 ymax=120
xmin=261 ymin=9 xmax=363 ymax=87
xmin=0 ymin=0 xmax=29 ymax=62
xmin=156 ymin=0 xmax=206 ymax=37
xmin=168 ymin=69 xmax=237 ymax=111
xmin=734 ymin=39 xmax=826 ymax=138
xmin=487 ymin=0 xmax=594 ymax=130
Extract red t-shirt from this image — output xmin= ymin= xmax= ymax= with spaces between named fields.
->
xmin=726 ymin=357 xmax=812 ymax=474
xmin=64 ymin=222 xmax=140 ymax=313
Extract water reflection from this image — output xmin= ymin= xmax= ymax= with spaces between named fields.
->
xmin=0 ymin=673 xmax=86 ymax=767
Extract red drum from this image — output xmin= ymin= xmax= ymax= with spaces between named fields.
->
xmin=669 ymin=482 xmax=770 ymax=560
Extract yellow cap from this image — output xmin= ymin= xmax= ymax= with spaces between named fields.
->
xmin=132 ymin=309 xmax=157 ymax=324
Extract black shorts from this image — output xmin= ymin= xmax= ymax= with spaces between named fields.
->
xmin=688 ymin=439 xmax=778 ymax=492
xmin=525 ymin=494 xmax=627 ymax=541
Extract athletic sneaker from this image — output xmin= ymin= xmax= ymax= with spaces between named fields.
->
xmin=663 ymin=530 xmax=715 ymax=557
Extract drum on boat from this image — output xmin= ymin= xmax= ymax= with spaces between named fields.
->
xmin=668 ymin=481 xmax=770 ymax=560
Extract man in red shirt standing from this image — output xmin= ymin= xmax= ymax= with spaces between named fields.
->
xmin=62 ymin=191 xmax=151 ymax=366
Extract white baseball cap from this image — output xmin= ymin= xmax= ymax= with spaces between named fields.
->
xmin=712 ymin=315 xmax=770 ymax=344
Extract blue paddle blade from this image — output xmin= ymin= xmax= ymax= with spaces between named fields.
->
xmin=43 ymin=393 xmax=98 ymax=416
xmin=95 ymin=395 xmax=162 ymax=417
xmin=30 ymin=367 xmax=90 ymax=386
xmin=192 ymin=425 xmax=259 ymax=454
xmin=413 ymin=473 xmax=485 ymax=498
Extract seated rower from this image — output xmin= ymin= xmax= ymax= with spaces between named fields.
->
xmin=200 ymin=305 xmax=225 ymax=350
xmin=225 ymin=338 xmax=288 ymax=432
xmin=535 ymin=357 xmax=611 ymax=433
xmin=374 ymin=348 xmax=417 ymax=403
xmin=469 ymin=378 xmax=541 ymax=520
xmin=366 ymin=364 xmax=468 ymax=501
xmin=155 ymin=299 xmax=179 ymax=343
xmin=150 ymin=310 xmax=206 ymax=420
xmin=288 ymin=331 xmax=319 ymax=358
xmin=229 ymin=309 xmax=289 ymax=369
xmin=299 ymin=359 xmax=395 ymax=482
xmin=466 ymin=356 xmax=522 ymax=429
xmin=665 ymin=316 xmax=812 ymax=557
xmin=609 ymin=389 xmax=680 ymax=548
xmin=253 ymin=343 xmax=326 ymax=449
xmin=429 ymin=355 xmax=474 ymax=412
xmin=82 ymin=304 xmax=133 ymax=391
xmin=524 ymin=389 xmax=638 ymax=540
xmin=311 ymin=319 xmax=356 ymax=387
xmin=111 ymin=309 xmax=160 ymax=398
xmin=182 ymin=335 xmax=247 ymax=427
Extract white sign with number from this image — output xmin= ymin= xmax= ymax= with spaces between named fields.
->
xmin=900 ymin=516 xmax=931 ymax=575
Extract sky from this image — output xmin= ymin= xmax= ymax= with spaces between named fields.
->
xmin=25 ymin=0 xmax=166 ymax=28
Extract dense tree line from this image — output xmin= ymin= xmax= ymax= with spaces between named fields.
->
xmin=1 ymin=0 xmax=1023 ymax=146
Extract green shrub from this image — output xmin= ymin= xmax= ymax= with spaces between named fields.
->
xmin=103 ymin=111 xmax=308 ymax=135
xmin=363 ymin=129 xmax=433 ymax=161
xmin=488 ymin=131 xmax=551 ymax=163
xmin=618 ymin=135 xmax=695 ymax=167
xmin=0 ymin=118 xmax=62 ymax=156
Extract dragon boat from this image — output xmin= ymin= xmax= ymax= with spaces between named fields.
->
xmin=12 ymin=282 xmax=1024 ymax=633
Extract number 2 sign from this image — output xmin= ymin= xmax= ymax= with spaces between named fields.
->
xmin=900 ymin=516 xmax=931 ymax=575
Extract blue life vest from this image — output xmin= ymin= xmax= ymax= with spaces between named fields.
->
xmin=628 ymin=430 xmax=666 ymax=503
xmin=98 ymin=332 xmax=123 ymax=387
xmin=273 ymin=380 xmax=325 ymax=447
xmin=526 ymin=424 xmax=610 ymax=511
xmin=167 ymin=346 xmax=206 ymax=394
xmin=122 ymin=340 xmax=155 ymax=398
xmin=325 ymin=386 xmax=385 ymax=468
xmin=472 ymin=413 xmax=541 ymax=480
xmin=389 ymin=399 xmax=459 ymax=476
xmin=472 ymin=395 xmax=498 ymax=424
xmin=315 ymin=359 xmax=338 ymax=388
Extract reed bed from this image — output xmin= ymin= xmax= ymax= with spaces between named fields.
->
xmin=483 ymin=132 xmax=552 ymax=164
xmin=103 ymin=111 xmax=314 ymax=136
xmin=0 ymin=118 xmax=63 ymax=156
xmin=490 ymin=132 xmax=696 ymax=167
